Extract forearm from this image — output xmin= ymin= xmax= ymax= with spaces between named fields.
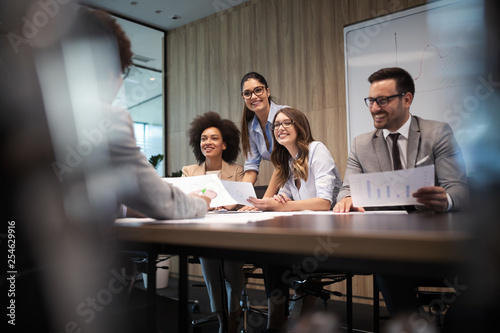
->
xmin=263 ymin=170 xmax=279 ymax=197
xmin=242 ymin=170 xmax=258 ymax=184
xmin=280 ymin=198 xmax=331 ymax=211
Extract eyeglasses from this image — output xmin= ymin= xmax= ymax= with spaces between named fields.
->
xmin=241 ymin=86 xmax=266 ymax=100
xmin=272 ymin=120 xmax=294 ymax=130
xmin=364 ymin=93 xmax=406 ymax=107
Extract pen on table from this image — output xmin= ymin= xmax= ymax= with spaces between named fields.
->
xmin=198 ymin=188 xmax=206 ymax=195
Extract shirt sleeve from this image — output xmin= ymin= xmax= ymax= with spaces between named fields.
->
xmin=108 ymin=107 xmax=208 ymax=219
xmin=243 ymin=124 xmax=263 ymax=173
xmin=310 ymin=143 xmax=342 ymax=205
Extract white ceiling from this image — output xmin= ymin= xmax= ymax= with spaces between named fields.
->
xmin=81 ymin=0 xmax=250 ymax=31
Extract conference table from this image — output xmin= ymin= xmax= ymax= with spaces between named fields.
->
xmin=115 ymin=210 xmax=473 ymax=333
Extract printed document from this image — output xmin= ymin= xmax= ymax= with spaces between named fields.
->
xmin=350 ymin=165 xmax=435 ymax=207
xmin=163 ymin=174 xmax=256 ymax=208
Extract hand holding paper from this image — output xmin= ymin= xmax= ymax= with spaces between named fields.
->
xmin=163 ymin=175 xmax=256 ymax=208
xmin=350 ymin=165 xmax=435 ymax=207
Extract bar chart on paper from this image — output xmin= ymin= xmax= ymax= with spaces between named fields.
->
xmin=350 ymin=165 xmax=435 ymax=207
xmin=366 ymin=180 xmax=411 ymax=200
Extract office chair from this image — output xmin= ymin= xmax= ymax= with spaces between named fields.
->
xmin=240 ymin=264 xmax=268 ymax=333
xmin=372 ymin=277 xmax=456 ymax=333
xmin=120 ymin=251 xmax=200 ymax=311
xmin=288 ymin=272 xmax=354 ymax=331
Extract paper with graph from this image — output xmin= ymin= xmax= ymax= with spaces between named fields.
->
xmin=163 ymin=174 xmax=256 ymax=208
xmin=350 ymin=165 xmax=435 ymax=207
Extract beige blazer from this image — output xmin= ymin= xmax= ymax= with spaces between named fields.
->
xmin=182 ymin=161 xmax=244 ymax=181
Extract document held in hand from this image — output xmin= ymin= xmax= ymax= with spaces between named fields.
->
xmin=163 ymin=174 xmax=256 ymax=208
xmin=350 ymin=165 xmax=435 ymax=207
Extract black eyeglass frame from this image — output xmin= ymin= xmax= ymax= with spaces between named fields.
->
xmin=364 ymin=93 xmax=406 ymax=107
xmin=272 ymin=120 xmax=294 ymax=131
xmin=241 ymin=86 xmax=266 ymax=100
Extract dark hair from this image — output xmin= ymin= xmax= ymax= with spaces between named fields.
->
xmin=240 ymin=72 xmax=272 ymax=157
xmin=90 ymin=9 xmax=133 ymax=75
xmin=188 ymin=112 xmax=241 ymax=164
xmin=270 ymin=108 xmax=315 ymax=189
xmin=368 ymin=67 xmax=415 ymax=97
xmin=75 ymin=9 xmax=133 ymax=76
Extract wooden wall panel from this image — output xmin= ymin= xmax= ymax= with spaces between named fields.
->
xmin=166 ymin=0 xmax=428 ymax=301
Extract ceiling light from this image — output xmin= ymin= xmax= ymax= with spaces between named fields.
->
xmin=132 ymin=54 xmax=154 ymax=63
xmin=155 ymin=10 xmax=162 ymax=14
xmin=149 ymin=77 xmax=156 ymax=81
xmin=130 ymin=1 xmax=138 ymax=5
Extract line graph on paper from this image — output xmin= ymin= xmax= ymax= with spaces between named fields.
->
xmin=350 ymin=165 xmax=435 ymax=207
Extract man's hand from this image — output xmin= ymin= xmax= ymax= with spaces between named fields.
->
xmin=192 ymin=194 xmax=211 ymax=210
xmin=333 ymin=197 xmax=365 ymax=213
xmin=412 ymin=186 xmax=448 ymax=213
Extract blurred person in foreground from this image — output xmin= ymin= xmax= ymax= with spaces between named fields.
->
xmin=0 ymin=5 xmax=209 ymax=332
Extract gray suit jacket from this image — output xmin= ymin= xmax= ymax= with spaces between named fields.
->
xmin=337 ymin=116 xmax=469 ymax=211
xmin=108 ymin=106 xmax=208 ymax=219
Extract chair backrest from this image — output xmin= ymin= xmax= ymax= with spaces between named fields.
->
xmin=254 ymin=185 xmax=267 ymax=199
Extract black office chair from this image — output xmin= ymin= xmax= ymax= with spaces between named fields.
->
xmin=372 ymin=277 xmax=456 ymax=333
xmin=240 ymin=264 xmax=268 ymax=333
xmin=120 ymin=251 xmax=201 ymax=310
xmin=288 ymin=271 xmax=354 ymax=331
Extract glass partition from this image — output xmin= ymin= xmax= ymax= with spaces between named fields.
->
xmin=112 ymin=17 xmax=165 ymax=176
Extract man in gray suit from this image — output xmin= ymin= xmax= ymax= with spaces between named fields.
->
xmin=334 ymin=67 xmax=469 ymax=213
xmin=333 ymin=67 xmax=470 ymax=329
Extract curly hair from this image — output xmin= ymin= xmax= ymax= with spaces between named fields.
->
xmin=188 ymin=112 xmax=241 ymax=164
xmin=270 ymin=108 xmax=315 ymax=189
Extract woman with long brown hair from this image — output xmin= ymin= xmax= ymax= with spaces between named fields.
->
xmin=247 ymin=108 xmax=342 ymax=332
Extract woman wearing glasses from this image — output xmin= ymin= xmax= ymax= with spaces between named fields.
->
xmin=247 ymin=108 xmax=342 ymax=332
xmin=240 ymin=72 xmax=290 ymax=198
xmin=182 ymin=112 xmax=244 ymax=333
xmin=247 ymin=107 xmax=341 ymax=211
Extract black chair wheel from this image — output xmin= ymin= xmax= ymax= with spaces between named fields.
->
xmin=192 ymin=303 xmax=200 ymax=313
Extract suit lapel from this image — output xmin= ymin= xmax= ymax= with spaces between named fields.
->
xmin=373 ymin=130 xmax=393 ymax=172
xmin=194 ymin=163 xmax=206 ymax=176
xmin=220 ymin=161 xmax=234 ymax=181
xmin=406 ymin=116 xmax=420 ymax=168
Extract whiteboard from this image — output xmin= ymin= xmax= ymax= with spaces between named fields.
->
xmin=344 ymin=0 xmax=486 ymax=172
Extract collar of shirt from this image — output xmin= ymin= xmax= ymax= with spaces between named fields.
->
xmin=250 ymin=101 xmax=283 ymax=152
xmin=382 ymin=114 xmax=412 ymax=140
xmin=382 ymin=114 xmax=412 ymax=169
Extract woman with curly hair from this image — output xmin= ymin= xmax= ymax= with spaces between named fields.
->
xmin=247 ymin=108 xmax=342 ymax=332
xmin=182 ymin=111 xmax=244 ymax=333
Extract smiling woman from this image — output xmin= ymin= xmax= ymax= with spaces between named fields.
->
xmin=181 ymin=111 xmax=245 ymax=333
